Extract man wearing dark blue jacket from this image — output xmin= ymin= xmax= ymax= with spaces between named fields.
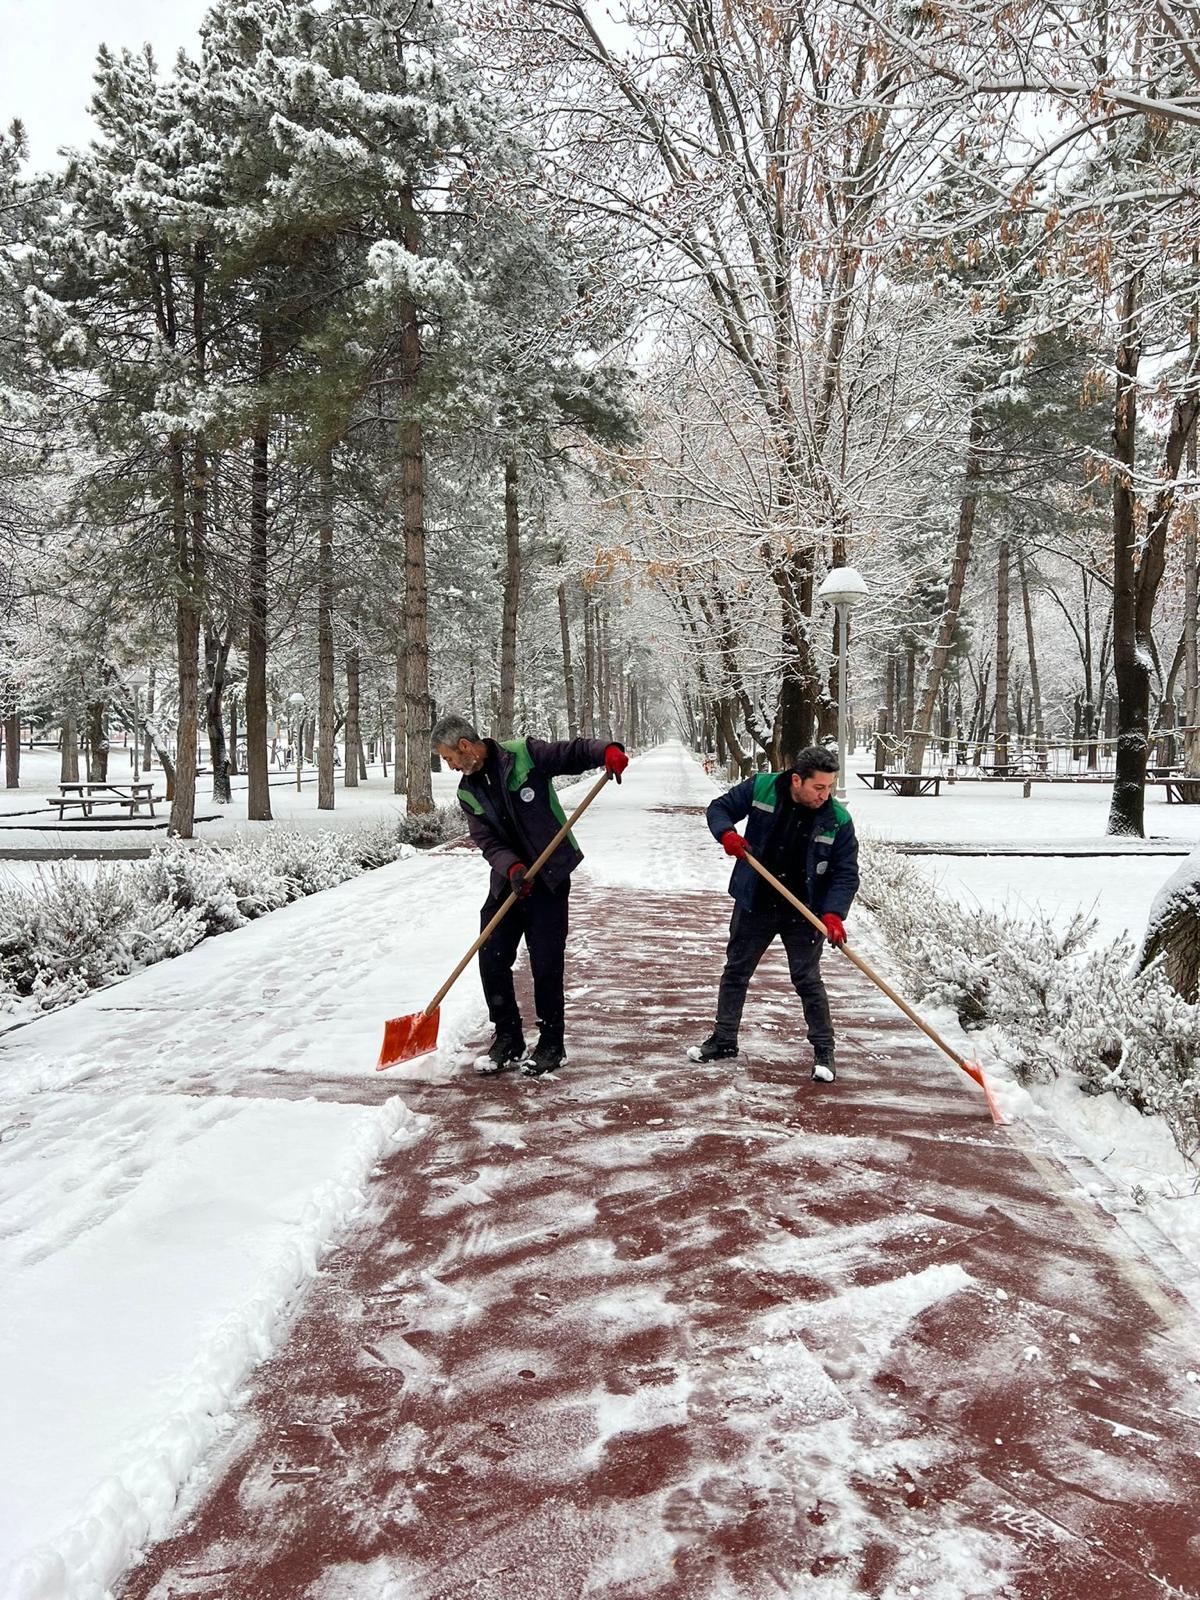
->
xmin=689 ymin=746 xmax=859 ymax=1082
xmin=433 ymin=713 xmax=627 ymax=1077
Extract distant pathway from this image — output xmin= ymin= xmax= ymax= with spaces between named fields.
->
xmin=119 ymin=878 xmax=1200 ymax=1600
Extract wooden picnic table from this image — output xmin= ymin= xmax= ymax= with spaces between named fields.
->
xmin=857 ymin=771 xmax=941 ymax=797
xmin=45 ymin=780 xmax=160 ymax=820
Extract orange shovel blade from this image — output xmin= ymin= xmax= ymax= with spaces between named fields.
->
xmin=961 ymin=1059 xmax=1006 ymax=1126
xmin=377 ymin=1007 xmax=440 ymax=1070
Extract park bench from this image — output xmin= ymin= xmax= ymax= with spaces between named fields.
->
xmin=1164 ymin=777 xmax=1200 ymax=804
xmin=45 ymin=780 xmax=160 ymax=821
xmin=857 ymin=771 xmax=941 ymax=797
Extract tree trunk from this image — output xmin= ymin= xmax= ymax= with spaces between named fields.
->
xmin=873 ymin=707 xmax=888 ymax=785
xmin=246 ymin=337 xmax=273 ymax=822
xmin=402 ymin=400 xmax=432 ymax=812
xmin=143 ymin=666 xmax=156 ymax=770
xmin=3 ymin=711 xmax=18 ymax=788
xmin=60 ymin=712 xmax=79 ymax=783
xmin=597 ymin=601 xmax=612 ymax=738
xmin=908 ymin=403 xmax=985 ymax=773
xmin=345 ymin=642 xmax=361 ymax=789
xmin=1108 ymin=266 xmax=1200 ymax=833
xmin=228 ymin=694 xmax=239 ymax=776
xmin=204 ymin=622 xmax=233 ymax=804
xmin=884 ymin=649 xmax=897 ymax=738
xmin=169 ymin=437 xmax=200 ymax=839
xmin=902 ymin=644 xmax=916 ymax=736
xmin=582 ymin=593 xmax=596 ymax=737
xmin=558 ymin=582 xmax=578 ymax=739
xmin=171 ymin=593 xmax=202 ymax=837
xmin=1107 ymin=264 xmax=1147 ymax=834
xmin=86 ymin=700 xmax=108 ymax=782
xmin=1017 ymin=545 xmax=1048 ymax=767
xmin=994 ymin=536 xmax=1011 ymax=768
xmin=498 ymin=455 xmax=520 ymax=738
xmin=393 ymin=640 xmax=408 ymax=796
xmin=317 ymin=441 xmax=336 ymax=812
xmin=773 ymin=547 xmax=819 ymax=760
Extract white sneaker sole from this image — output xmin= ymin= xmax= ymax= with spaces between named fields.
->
xmin=474 ymin=1055 xmax=521 ymax=1076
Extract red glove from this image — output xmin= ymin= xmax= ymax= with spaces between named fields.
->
xmin=821 ymin=913 xmax=846 ymax=945
xmin=720 ymin=829 xmax=747 ymax=859
xmin=508 ymin=863 xmax=532 ymax=900
xmin=604 ymin=743 xmax=629 ymax=783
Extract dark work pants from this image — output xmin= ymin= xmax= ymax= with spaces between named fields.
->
xmin=478 ymin=880 xmax=570 ymax=1045
xmin=713 ymin=905 xmax=834 ymax=1054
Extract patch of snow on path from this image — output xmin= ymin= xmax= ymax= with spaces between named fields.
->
xmin=0 ymin=1093 xmax=422 ymax=1600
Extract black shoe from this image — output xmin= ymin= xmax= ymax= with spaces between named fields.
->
xmin=811 ymin=1054 xmax=836 ymax=1083
xmin=475 ymin=1032 xmax=525 ymax=1076
xmin=686 ymin=1035 xmax=739 ymax=1063
xmin=522 ymin=1036 xmax=566 ymax=1076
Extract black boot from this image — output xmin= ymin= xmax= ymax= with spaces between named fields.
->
xmin=686 ymin=1034 xmax=739 ymax=1063
xmin=476 ymin=1030 xmax=526 ymax=1076
xmin=522 ymin=1033 xmax=566 ymax=1076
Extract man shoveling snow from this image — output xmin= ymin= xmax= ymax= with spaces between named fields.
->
xmin=689 ymin=746 xmax=860 ymax=1083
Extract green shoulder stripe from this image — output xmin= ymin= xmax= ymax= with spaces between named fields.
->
xmin=831 ymin=797 xmax=852 ymax=828
xmin=752 ymin=771 xmax=784 ymax=809
xmin=458 ymin=786 xmax=483 ymax=816
xmin=501 ymin=737 xmax=534 ymax=790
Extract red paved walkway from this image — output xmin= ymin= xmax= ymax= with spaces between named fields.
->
xmin=120 ymin=885 xmax=1200 ymax=1600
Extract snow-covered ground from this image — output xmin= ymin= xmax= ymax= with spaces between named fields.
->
xmin=841 ymin=748 xmax=1200 ymax=948
xmin=844 ymin=753 xmax=1200 ymax=848
xmin=2 ymin=741 xmax=1199 ymax=1599
xmin=0 ymin=747 xmax=463 ymax=857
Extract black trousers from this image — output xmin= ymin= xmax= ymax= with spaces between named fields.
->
xmin=712 ymin=905 xmax=834 ymax=1053
xmin=478 ymin=880 xmax=570 ymax=1045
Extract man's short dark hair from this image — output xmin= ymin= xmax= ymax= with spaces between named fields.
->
xmin=792 ymin=744 xmax=839 ymax=780
xmin=431 ymin=713 xmax=479 ymax=749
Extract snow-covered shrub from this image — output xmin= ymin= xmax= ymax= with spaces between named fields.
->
xmin=858 ymin=838 xmax=1200 ymax=1162
xmin=245 ymin=828 xmax=362 ymax=899
xmin=857 ymin=840 xmax=1093 ymax=1036
xmin=139 ymin=841 xmax=261 ymax=936
xmin=136 ymin=838 xmax=300 ymax=934
xmin=0 ymin=968 xmax=20 ymax=1016
xmin=349 ymin=815 xmax=417 ymax=868
xmin=0 ymin=864 xmax=142 ymax=1007
xmin=135 ymin=899 xmax=209 ymax=963
xmin=1051 ymin=948 xmax=1200 ymax=1159
xmin=394 ymin=802 xmax=463 ymax=851
xmin=0 ymin=810 xmax=464 ymax=1029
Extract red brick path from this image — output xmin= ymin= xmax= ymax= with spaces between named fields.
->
xmin=119 ymin=885 xmax=1200 ymax=1600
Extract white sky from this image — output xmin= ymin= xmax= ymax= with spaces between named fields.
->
xmin=1 ymin=0 xmax=212 ymax=171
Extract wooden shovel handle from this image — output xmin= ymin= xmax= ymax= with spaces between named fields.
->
xmin=423 ymin=770 xmax=612 ymax=1016
xmin=742 ymin=849 xmax=973 ymax=1074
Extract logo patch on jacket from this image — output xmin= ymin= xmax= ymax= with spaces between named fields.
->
xmin=519 ymin=786 xmax=535 ymax=803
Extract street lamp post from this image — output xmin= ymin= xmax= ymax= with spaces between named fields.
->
xmin=816 ymin=567 xmax=869 ymax=799
xmin=128 ymin=668 xmax=149 ymax=779
xmin=288 ymin=692 xmax=305 ymax=793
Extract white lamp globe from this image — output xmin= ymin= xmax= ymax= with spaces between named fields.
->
xmin=817 ymin=567 xmax=868 ymax=607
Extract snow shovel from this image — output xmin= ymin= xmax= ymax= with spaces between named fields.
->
xmin=377 ymin=770 xmax=614 ymax=1070
xmin=741 ymin=849 xmax=1005 ymax=1125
